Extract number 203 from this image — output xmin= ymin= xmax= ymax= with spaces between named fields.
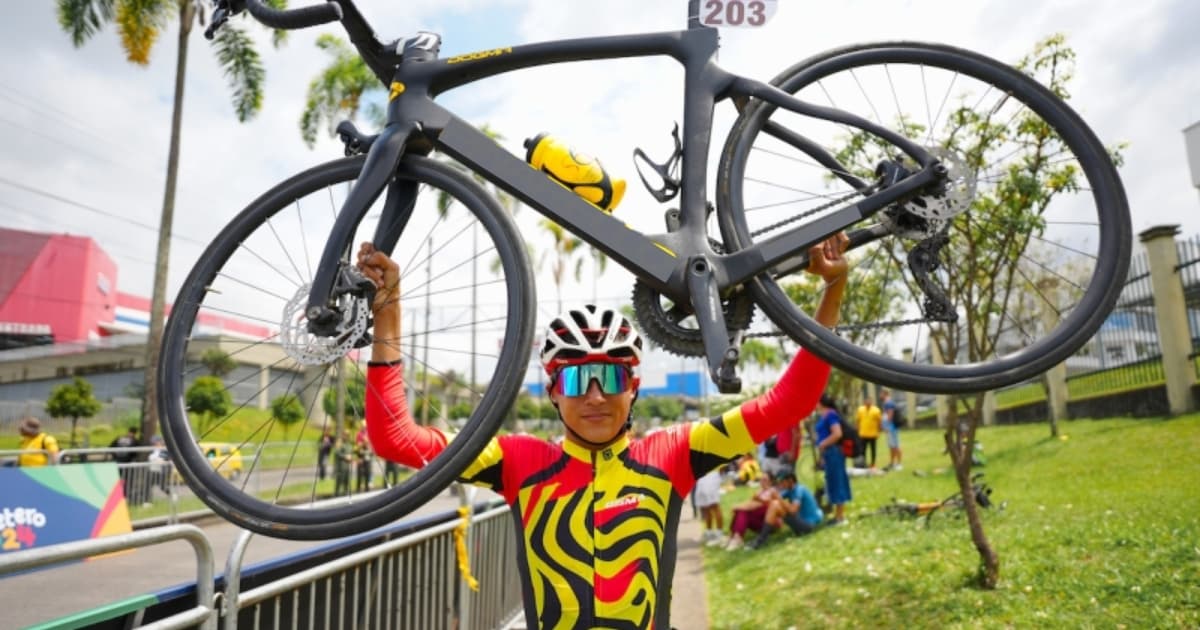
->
xmin=702 ymin=0 xmax=769 ymax=27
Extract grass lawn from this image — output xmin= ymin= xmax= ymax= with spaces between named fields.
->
xmin=703 ymin=414 xmax=1200 ymax=629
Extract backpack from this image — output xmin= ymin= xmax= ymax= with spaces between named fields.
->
xmin=838 ymin=417 xmax=863 ymax=458
xmin=763 ymin=435 xmax=779 ymax=458
xmin=891 ymin=405 xmax=904 ymax=430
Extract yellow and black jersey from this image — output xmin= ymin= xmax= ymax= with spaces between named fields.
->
xmin=366 ymin=351 xmax=828 ymax=629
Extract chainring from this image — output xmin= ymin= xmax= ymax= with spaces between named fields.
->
xmin=631 ymin=279 xmax=755 ymax=357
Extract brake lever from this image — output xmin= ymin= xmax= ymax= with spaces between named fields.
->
xmin=204 ymin=7 xmax=230 ymax=40
xmin=205 ymin=0 xmax=246 ymax=40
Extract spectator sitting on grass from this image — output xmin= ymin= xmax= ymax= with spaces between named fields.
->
xmin=726 ymin=472 xmax=780 ymax=550
xmin=748 ymin=472 xmax=824 ymax=549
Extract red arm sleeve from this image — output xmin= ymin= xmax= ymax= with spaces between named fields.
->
xmin=365 ymin=363 xmax=448 ymax=468
xmin=739 ymin=349 xmax=830 ymax=443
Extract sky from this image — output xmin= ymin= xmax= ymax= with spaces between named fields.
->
xmin=2 ymin=0 xmax=1198 ymax=385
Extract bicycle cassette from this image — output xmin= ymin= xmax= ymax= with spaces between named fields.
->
xmin=631 ymin=279 xmax=755 ymax=357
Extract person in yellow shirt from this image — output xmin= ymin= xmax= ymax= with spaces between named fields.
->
xmin=17 ymin=417 xmax=59 ymax=467
xmin=736 ymin=453 xmax=762 ymax=486
xmin=854 ymin=396 xmax=882 ymax=469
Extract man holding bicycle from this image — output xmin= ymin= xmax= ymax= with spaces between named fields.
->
xmin=358 ymin=233 xmax=847 ymax=629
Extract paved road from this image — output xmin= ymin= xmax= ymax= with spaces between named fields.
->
xmin=2 ymin=486 xmax=492 ymax=629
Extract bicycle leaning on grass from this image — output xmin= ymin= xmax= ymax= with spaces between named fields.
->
xmin=158 ymin=0 xmax=1130 ymax=539
xmin=874 ymin=473 xmax=1001 ymax=527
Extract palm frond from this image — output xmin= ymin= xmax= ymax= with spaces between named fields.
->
xmin=114 ymin=0 xmax=172 ymax=64
xmin=57 ymin=0 xmax=116 ymax=47
xmin=214 ymin=23 xmax=265 ymax=121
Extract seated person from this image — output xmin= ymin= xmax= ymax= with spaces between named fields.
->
xmin=726 ymin=473 xmax=779 ymax=550
xmin=748 ymin=472 xmax=824 ymax=549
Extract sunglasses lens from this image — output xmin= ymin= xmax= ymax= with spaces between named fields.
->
xmin=555 ymin=364 xmax=630 ymax=396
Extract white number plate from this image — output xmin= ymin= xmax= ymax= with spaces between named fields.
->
xmin=699 ymin=0 xmax=778 ymax=28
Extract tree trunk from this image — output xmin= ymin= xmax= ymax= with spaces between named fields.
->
xmin=141 ymin=1 xmax=195 ymax=442
xmin=70 ymin=416 xmax=79 ymax=449
xmin=944 ymin=399 xmax=1000 ymax=589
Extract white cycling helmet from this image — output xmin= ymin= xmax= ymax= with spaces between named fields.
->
xmin=540 ymin=305 xmax=643 ymax=374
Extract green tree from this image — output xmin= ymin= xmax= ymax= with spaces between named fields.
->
xmin=537 ymin=219 xmax=586 ymax=313
xmin=186 ymin=375 xmax=231 ymax=435
xmin=829 ymin=34 xmax=1117 ymax=588
xmin=270 ymin=393 xmax=306 ymax=439
xmin=633 ymin=396 xmax=684 ymax=422
xmin=46 ymin=377 xmax=103 ymax=448
xmin=322 ymin=369 xmax=366 ymax=421
xmin=200 ymin=348 xmax=236 ymax=378
xmin=58 ymin=0 xmax=287 ymax=442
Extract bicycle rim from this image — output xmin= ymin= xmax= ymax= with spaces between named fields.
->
xmin=158 ymin=155 xmax=534 ymax=539
xmin=718 ymin=42 xmax=1131 ymax=394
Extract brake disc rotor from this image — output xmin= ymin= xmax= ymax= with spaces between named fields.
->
xmin=280 ymin=284 xmax=369 ymax=366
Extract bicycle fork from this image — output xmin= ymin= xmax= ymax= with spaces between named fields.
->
xmin=305 ymin=121 xmax=422 ymax=337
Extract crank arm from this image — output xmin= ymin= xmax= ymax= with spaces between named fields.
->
xmin=686 ymin=256 xmax=742 ymax=394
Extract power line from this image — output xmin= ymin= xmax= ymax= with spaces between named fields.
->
xmin=0 ymin=175 xmax=207 ymax=247
xmin=0 ymin=202 xmax=158 ymax=270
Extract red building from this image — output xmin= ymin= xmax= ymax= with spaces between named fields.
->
xmin=0 ymin=227 xmax=268 ymax=350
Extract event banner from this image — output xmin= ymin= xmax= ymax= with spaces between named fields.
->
xmin=1 ymin=462 xmax=132 ymax=561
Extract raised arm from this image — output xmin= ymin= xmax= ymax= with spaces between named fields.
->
xmin=358 ymin=242 xmax=449 ymax=468
xmin=738 ymin=232 xmax=848 ymax=442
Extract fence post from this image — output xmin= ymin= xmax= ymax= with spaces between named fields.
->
xmin=1036 ymin=294 xmax=1075 ymax=422
xmin=899 ymin=349 xmax=915 ymax=427
xmin=981 ymin=390 xmax=996 ymax=426
xmin=1140 ymin=224 xmax=1196 ymax=415
xmin=925 ymin=345 xmax=950 ymax=428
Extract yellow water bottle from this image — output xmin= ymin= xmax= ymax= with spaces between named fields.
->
xmin=524 ymin=133 xmax=626 ymax=212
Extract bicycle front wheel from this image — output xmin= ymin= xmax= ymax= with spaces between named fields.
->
xmin=717 ymin=42 xmax=1131 ymax=393
xmin=158 ymin=155 xmax=534 ymax=539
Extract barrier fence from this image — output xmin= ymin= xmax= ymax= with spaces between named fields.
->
xmin=0 ymin=492 xmax=523 ymax=629
xmin=1178 ymin=234 xmax=1200 ymax=379
xmin=1064 ymin=247 xmax=1164 ymax=396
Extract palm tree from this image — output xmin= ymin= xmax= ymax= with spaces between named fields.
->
xmin=57 ymin=0 xmax=286 ymax=441
xmin=537 ymin=219 xmax=586 ymax=313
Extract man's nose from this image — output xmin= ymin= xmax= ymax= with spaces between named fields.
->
xmin=584 ymin=378 xmax=606 ymax=401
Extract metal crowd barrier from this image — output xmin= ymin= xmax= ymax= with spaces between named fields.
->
xmin=0 ymin=525 xmax=218 ymax=630
xmin=1 ymin=499 xmax=522 ymax=629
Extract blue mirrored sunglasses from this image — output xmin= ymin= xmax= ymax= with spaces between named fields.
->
xmin=553 ymin=363 xmax=633 ymax=397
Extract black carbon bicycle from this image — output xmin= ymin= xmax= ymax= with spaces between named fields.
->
xmin=158 ymin=0 xmax=1130 ymax=538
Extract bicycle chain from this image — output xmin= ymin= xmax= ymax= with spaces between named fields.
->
xmin=744 ymin=315 xmax=942 ymax=339
xmin=748 ymin=185 xmax=877 ymax=239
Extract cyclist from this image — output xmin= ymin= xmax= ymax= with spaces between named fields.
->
xmin=357 ymin=232 xmax=848 ymax=629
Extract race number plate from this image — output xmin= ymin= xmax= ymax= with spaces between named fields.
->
xmin=698 ymin=0 xmax=778 ymax=28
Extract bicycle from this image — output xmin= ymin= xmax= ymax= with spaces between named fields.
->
xmin=158 ymin=0 xmax=1130 ymax=539
xmin=874 ymin=473 xmax=1001 ymax=527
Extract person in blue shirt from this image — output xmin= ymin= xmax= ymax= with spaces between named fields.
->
xmin=747 ymin=471 xmax=824 ymax=549
xmin=814 ymin=393 xmax=852 ymax=524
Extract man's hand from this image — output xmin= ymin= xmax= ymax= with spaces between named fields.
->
xmin=356 ymin=242 xmax=401 ymax=318
xmin=806 ymin=232 xmax=849 ymax=328
xmin=806 ymin=232 xmax=849 ymax=283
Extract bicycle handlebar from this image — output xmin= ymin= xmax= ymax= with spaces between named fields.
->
xmin=244 ymin=0 xmax=343 ymax=30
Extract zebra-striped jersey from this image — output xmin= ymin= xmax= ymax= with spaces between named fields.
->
xmin=365 ymin=350 xmax=828 ymax=629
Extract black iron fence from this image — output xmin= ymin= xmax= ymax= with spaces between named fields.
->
xmin=1178 ymin=234 xmax=1200 ymax=379
xmin=1064 ymin=248 xmax=1164 ymax=398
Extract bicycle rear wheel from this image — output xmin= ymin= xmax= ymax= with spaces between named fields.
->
xmin=158 ymin=155 xmax=534 ymax=539
xmin=717 ymin=42 xmax=1131 ymax=393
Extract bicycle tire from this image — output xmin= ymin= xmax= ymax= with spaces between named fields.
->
xmin=158 ymin=155 xmax=534 ymax=539
xmin=717 ymin=42 xmax=1131 ymax=394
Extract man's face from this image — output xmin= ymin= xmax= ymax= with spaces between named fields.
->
xmin=550 ymin=365 xmax=636 ymax=447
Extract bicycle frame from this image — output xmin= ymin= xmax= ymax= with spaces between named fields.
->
xmin=303 ymin=0 xmax=945 ymax=388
